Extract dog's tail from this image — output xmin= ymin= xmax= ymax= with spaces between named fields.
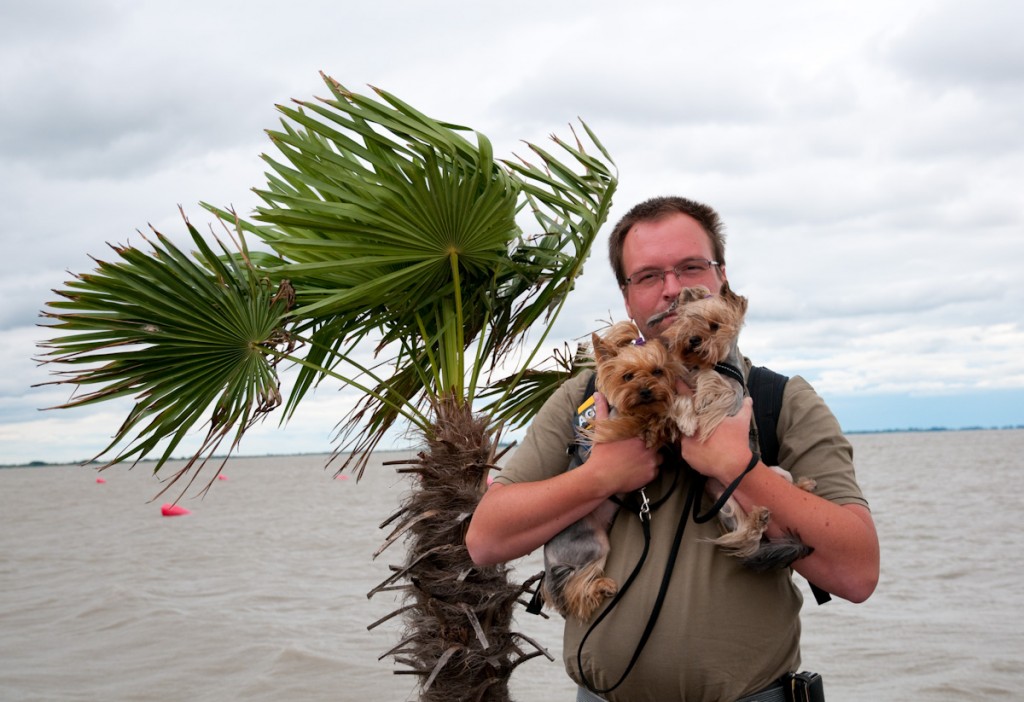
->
xmin=740 ymin=536 xmax=813 ymax=572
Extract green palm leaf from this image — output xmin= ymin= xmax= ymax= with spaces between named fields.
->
xmin=39 ymin=75 xmax=616 ymax=481
xmin=201 ymin=77 xmax=615 ymax=471
xmin=37 ymin=215 xmax=294 ymax=491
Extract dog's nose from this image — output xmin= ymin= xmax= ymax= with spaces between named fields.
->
xmin=639 ymin=387 xmax=653 ymax=400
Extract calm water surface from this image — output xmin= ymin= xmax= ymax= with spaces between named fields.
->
xmin=2 ymin=430 xmax=1022 ymax=700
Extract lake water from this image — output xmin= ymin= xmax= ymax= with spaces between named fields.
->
xmin=2 ymin=430 xmax=1022 ymax=701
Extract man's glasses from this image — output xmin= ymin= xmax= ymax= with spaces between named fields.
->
xmin=625 ymin=258 xmax=720 ymax=289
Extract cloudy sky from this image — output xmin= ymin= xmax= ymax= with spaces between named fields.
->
xmin=2 ymin=0 xmax=1022 ymax=466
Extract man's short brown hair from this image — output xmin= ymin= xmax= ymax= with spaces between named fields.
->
xmin=608 ymin=196 xmax=726 ymax=287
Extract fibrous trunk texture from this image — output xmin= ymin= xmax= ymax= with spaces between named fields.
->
xmin=368 ymin=398 xmax=550 ymax=701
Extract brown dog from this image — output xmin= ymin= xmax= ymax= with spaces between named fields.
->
xmin=661 ymin=283 xmax=814 ymax=568
xmin=541 ymin=322 xmax=683 ymax=621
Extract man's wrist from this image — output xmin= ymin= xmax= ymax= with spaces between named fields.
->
xmin=716 ymin=452 xmax=760 ymax=502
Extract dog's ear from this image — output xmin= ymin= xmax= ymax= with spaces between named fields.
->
xmin=602 ymin=321 xmax=641 ymax=349
xmin=719 ymin=281 xmax=748 ymax=316
xmin=592 ymin=332 xmax=615 ymax=363
xmin=678 ymin=285 xmax=711 ymax=305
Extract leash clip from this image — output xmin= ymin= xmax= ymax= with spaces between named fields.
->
xmin=638 ymin=488 xmax=651 ymax=521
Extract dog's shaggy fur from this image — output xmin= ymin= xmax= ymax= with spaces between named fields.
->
xmin=541 ymin=322 xmax=683 ymax=621
xmin=659 ymin=283 xmax=814 ymax=568
xmin=542 ymin=286 xmax=816 ymax=620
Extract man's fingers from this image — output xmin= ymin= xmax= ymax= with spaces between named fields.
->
xmin=593 ymin=391 xmax=609 ymax=420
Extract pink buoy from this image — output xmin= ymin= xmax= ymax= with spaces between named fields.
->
xmin=217 ymin=475 xmax=228 ymax=481
xmin=95 ymin=477 xmax=106 ymax=484
xmin=335 ymin=474 xmax=349 ymax=481
xmin=160 ymin=503 xmax=191 ymax=517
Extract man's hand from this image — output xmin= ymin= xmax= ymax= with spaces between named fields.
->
xmin=466 ymin=390 xmax=662 ymax=566
xmin=586 ymin=391 xmax=662 ymax=495
xmin=680 ymin=396 xmax=755 ymax=483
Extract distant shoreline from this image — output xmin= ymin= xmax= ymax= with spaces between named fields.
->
xmin=846 ymin=424 xmax=1024 ymax=435
xmin=4 ymin=426 xmax=1022 ymax=469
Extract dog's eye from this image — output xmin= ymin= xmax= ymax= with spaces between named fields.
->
xmin=652 ymin=368 xmax=663 ymax=376
xmin=623 ymin=372 xmax=634 ymax=382
xmin=709 ymin=322 xmax=720 ymax=332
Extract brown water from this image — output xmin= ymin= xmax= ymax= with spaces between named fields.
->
xmin=2 ymin=430 xmax=1022 ymax=701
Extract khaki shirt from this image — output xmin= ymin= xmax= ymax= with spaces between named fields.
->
xmin=493 ymin=364 xmax=868 ymax=702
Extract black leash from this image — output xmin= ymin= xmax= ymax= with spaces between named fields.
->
xmin=692 ymin=452 xmax=760 ymax=524
xmin=577 ymin=453 xmax=759 ymax=696
xmin=577 ymin=475 xmax=698 ymax=696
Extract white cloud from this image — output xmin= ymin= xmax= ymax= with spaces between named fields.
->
xmin=2 ymin=0 xmax=1023 ymax=463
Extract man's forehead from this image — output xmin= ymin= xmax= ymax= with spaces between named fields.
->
xmin=624 ymin=219 xmax=713 ymax=260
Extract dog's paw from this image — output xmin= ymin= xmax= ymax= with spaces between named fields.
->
xmin=795 ymin=476 xmax=817 ymax=492
xmin=570 ymin=577 xmax=618 ymax=621
xmin=749 ymin=506 xmax=771 ymax=533
xmin=564 ymin=577 xmax=618 ymax=621
xmin=671 ymin=396 xmax=699 ymax=436
xmin=768 ymin=466 xmax=816 ymax=493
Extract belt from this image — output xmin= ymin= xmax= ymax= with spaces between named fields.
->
xmin=736 ymin=680 xmax=787 ymax=702
xmin=577 ymin=680 xmax=787 ymax=702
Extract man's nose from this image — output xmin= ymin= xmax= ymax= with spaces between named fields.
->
xmin=662 ymin=269 xmax=684 ymax=298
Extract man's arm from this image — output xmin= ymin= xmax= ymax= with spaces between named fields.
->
xmin=466 ymin=393 xmax=662 ymax=566
xmin=681 ymin=399 xmax=880 ymax=603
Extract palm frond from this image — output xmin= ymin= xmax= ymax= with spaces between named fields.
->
xmin=36 ymin=214 xmax=294 ymax=489
xmin=39 ymin=76 xmax=617 ymax=480
xmin=199 ymin=77 xmax=616 ymax=464
xmin=478 ymin=341 xmax=593 ymax=430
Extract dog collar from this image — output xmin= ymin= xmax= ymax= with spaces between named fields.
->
xmin=713 ymin=361 xmax=745 ymax=387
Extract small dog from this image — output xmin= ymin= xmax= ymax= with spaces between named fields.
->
xmin=662 ymin=283 xmax=749 ymax=440
xmin=541 ymin=322 xmax=683 ymax=621
xmin=659 ymin=283 xmax=815 ymax=569
xmin=541 ymin=289 xmax=814 ymax=619
xmin=589 ymin=324 xmax=685 ymax=449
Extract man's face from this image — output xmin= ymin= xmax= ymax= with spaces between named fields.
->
xmin=620 ymin=213 xmax=726 ymax=340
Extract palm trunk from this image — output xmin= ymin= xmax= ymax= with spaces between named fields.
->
xmin=369 ymin=397 xmax=550 ymax=701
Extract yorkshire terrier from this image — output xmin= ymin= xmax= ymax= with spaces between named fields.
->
xmin=659 ymin=283 xmax=815 ymax=569
xmin=541 ymin=322 xmax=683 ymax=621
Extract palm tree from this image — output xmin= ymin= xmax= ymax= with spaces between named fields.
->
xmin=37 ymin=73 xmax=616 ymax=701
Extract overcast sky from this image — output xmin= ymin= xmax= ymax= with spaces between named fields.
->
xmin=2 ymin=0 xmax=1022 ymax=466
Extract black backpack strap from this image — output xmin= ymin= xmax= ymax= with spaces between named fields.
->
xmin=748 ymin=365 xmax=787 ymax=467
xmin=748 ymin=365 xmax=831 ymax=605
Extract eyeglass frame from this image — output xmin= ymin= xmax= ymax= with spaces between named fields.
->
xmin=623 ymin=257 xmax=722 ymax=289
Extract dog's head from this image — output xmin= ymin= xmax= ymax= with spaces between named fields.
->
xmin=663 ymin=282 xmax=748 ymax=368
xmin=592 ymin=331 xmax=682 ymax=420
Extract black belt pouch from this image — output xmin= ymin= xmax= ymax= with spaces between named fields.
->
xmin=784 ymin=671 xmax=824 ymax=702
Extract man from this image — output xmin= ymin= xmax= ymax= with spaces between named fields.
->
xmin=466 ymin=196 xmax=879 ymax=701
